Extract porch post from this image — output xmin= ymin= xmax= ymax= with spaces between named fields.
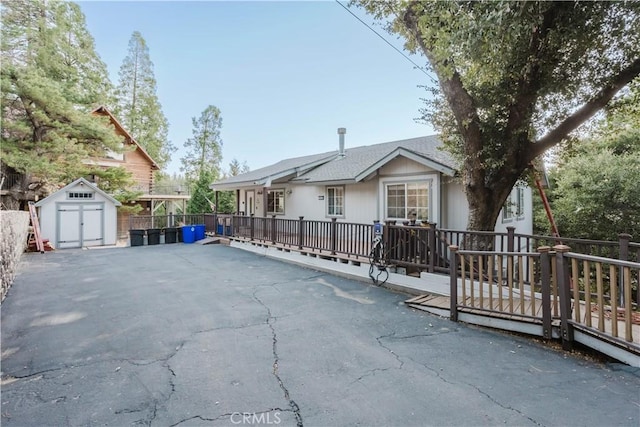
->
xmin=449 ymin=245 xmax=459 ymax=322
xmin=428 ymin=222 xmax=437 ymax=273
xmin=554 ymin=244 xmax=574 ymax=350
xmin=250 ymin=214 xmax=255 ymax=241
xmin=384 ymin=220 xmax=395 ymax=265
xmin=298 ymin=216 xmax=304 ymax=250
xmin=330 ymin=218 xmax=337 ymax=255
xmin=271 ymin=215 xmax=277 ymax=245
xmin=538 ymin=246 xmax=552 ymax=339
xmin=618 ymin=233 xmax=631 ymax=307
xmin=507 ymin=226 xmax=515 ymax=253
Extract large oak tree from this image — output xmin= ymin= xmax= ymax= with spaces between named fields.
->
xmin=357 ymin=1 xmax=640 ymax=239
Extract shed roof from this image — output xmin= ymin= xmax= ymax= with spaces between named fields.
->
xmin=35 ymin=177 xmax=122 ymax=207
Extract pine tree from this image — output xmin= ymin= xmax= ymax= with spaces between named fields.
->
xmin=187 ymin=170 xmax=216 ymax=214
xmin=180 ymin=105 xmax=223 ymax=182
xmin=114 ymin=31 xmax=173 ymax=168
xmin=228 ymin=158 xmax=250 ymax=177
xmin=1 ymin=0 xmax=121 ymax=207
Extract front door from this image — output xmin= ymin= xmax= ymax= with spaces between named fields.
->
xmin=245 ymin=190 xmax=255 ymax=216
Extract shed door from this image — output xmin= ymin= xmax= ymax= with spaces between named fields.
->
xmin=57 ymin=203 xmax=104 ymax=248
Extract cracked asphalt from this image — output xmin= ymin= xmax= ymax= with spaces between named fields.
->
xmin=1 ymin=244 xmax=639 ymax=427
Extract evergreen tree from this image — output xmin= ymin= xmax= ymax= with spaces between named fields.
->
xmin=180 ymin=105 xmax=223 ymax=182
xmin=187 ymin=170 xmax=216 ymax=214
xmin=228 ymin=158 xmax=250 ymax=177
xmin=114 ymin=31 xmax=173 ymax=168
xmin=1 ymin=0 xmax=121 ymax=207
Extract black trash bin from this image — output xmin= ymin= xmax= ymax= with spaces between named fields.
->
xmin=130 ymin=229 xmax=145 ymax=247
xmin=177 ymin=227 xmax=183 ymax=242
xmin=147 ymin=228 xmax=161 ymax=245
xmin=164 ymin=227 xmax=178 ymax=244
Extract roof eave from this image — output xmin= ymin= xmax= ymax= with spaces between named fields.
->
xmin=35 ymin=177 xmax=122 ymax=207
xmin=92 ymin=106 xmax=160 ymax=171
xmin=354 ymin=148 xmax=456 ymax=182
xmin=211 ymin=153 xmax=337 ymax=190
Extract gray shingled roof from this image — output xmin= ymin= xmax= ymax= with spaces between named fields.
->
xmin=212 ymin=135 xmax=457 ymax=188
xmin=212 ymin=151 xmax=337 ymax=187
xmin=295 ymin=135 xmax=456 ymax=183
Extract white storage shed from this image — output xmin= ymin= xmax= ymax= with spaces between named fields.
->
xmin=35 ymin=178 xmax=121 ymax=249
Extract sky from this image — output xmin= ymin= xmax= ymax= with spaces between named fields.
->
xmin=78 ymin=0 xmax=438 ymax=176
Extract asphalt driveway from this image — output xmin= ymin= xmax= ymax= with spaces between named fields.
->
xmin=1 ymin=244 xmax=638 ymax=426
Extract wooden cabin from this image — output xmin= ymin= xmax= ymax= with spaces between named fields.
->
xmin=90 ymin=106 xmax=189 ymax=239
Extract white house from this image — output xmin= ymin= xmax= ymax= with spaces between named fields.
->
xmin=35 ymin=178 xmax=121 ymax=249
xmin=211 ymin=132 xmax=532 ymax=236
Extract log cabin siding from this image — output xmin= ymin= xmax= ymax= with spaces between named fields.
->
xmin=122 ymin=147 xmax=155 ymax=193
xmin=91 ymin=106 xmax=159 ymax=194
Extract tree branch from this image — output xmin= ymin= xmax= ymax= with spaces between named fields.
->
xmin=402 ymin=3 xmax=486 ymax=189
xmin=531 ymin=56 xmax=640 ymax=158
xmin=402 ymin=6 xmax=481 ymax=147
xmin=506 ymin=2 xmax=566 ymax=136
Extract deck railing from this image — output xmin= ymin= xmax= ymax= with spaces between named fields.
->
xmin=557 ymin=247 xmax=639 ymax=348
xmin=127 ymin=213 xmax=638 ymax=303
xmin=228 ymin=215 xmax=374 ymax=259
xmin=449 ymin=244 xmax=640 ymax=357
xmin=130 ymin=184 xmax=191 ymax=196
xmin=129 ymin=213 xmax=211 ymax=230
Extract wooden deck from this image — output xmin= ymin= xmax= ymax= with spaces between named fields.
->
xmin=405 ymin=293 xmax=640 ymax=345
xmin=405 ymin=294 xmax=547 ymax=324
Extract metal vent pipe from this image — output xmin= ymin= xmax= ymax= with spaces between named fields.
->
xmin=338 ymin=127 xmax=346 ymax=157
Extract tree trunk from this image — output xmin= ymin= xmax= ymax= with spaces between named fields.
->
xmin=463 ymin=166 xmax=520 ymax=250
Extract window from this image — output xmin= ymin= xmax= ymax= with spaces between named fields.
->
xmin=327 ymin=186 xmax=344 ymax=217
xmin=105 ymin=141 xmax=125 ymax=161
xmin=385 ymin=182 xmax=429 ymax=221
xmin=68 ymin=191 xmax=94 ymax=200
xmin=267 ymin=189 xmax=285 ymax=214
xmin=503 ymin=186 xmax=525 ymax=221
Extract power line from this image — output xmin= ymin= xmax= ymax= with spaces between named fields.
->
xmin=334 ymin=0 xmax=438 ymax=84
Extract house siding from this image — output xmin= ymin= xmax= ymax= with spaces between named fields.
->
xmin=442 ymin=178 xmax=468 ymax=230
xmin=122 ymin=148 xmax=155 ymax=193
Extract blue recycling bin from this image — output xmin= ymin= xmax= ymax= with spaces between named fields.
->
xmin=195 ymin=224 xmax=205 ymax=241
xmin=182 ymin=225 xmax=196 ymax=244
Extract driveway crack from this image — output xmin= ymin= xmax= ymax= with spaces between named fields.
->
xmin=253 ymin=292 xmax=303 ymax=427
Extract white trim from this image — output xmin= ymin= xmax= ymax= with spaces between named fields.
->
xmin=356 ymin=148 xmax=455 ymax=182
xmin=325 ymin=185 xmax=345 ymax=218
xmin=35 ymin=178 xmax=121 ymax=207
xmin=266 ymin=188 xmax=285 ymax=215
xmin=379 ymin=173 xmax=440 ymax=224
